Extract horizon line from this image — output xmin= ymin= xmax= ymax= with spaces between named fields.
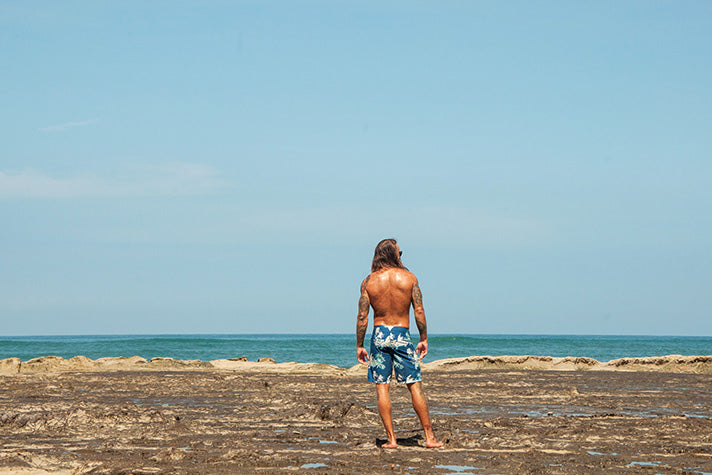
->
xmin=2 ymin=332 xmax=711 ymax=338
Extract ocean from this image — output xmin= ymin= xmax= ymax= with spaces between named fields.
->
xmin=1 ymin=334 xmax=711 ymax=369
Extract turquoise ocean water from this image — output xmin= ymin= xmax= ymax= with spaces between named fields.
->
xmin=1 ymin=334 xmax=711 ymax=369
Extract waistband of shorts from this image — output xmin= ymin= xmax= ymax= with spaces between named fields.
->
xmin=373 ymin=325 xmax=410 ymax=333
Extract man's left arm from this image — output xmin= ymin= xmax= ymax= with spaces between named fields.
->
xmin=412 ymin=280 xmax=429 ymax=360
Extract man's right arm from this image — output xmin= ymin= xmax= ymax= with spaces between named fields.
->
xmin=356 ymin=275 xmax=370 ymax=364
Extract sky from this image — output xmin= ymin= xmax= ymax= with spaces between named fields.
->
xmin=1 ymin=1 xmax=711 ymax=336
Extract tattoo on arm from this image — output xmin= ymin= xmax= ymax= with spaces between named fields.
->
xmin=358 ymin=293 xmax=370 ymax=317
xmin=412 ymin=282 xmax=427 ymax=340
xmin=356 ymin=294 xmax=369 ymax=347
xmin=415 ymin=316 xmax=426 ymax=340
xmin=356 ymin=276 xmax=371 ymax=347
xmin=412 ymin=282 xmax=423 ymax=308
xmin=360 ymin=275 xmax=370 ymax=294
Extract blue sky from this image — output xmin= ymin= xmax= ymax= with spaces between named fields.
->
xmin=2 ymin=1 xmax=711 ymax=335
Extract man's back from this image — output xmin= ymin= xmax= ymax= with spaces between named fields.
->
xmin=364 ymin=268 xmax=416 ymax=328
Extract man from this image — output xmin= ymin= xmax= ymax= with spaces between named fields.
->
xmin=356 ymin=238 xmax=443 ymax=449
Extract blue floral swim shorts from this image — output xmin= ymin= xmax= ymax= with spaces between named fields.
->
xmin=368 ymin=325 xmax=422 ymax=384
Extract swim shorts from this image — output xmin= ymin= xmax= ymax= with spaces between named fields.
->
xmin=368 ymin=325 xmax=422 ymax=384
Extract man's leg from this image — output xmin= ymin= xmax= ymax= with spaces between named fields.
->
xmin=376 ymin=383 xmax=397 ymax=448
xmin=407 ymin=382 xmax=443 ymax=448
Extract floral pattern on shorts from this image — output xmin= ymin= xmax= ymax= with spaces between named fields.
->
xmin=368 ymin=325 xmax=422 ymax=384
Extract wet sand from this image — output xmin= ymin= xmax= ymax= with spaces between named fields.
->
xmin=1 ymin=360 xmax=711 ymax=474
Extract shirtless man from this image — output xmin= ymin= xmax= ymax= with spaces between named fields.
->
xmin=356 ymin=238 xmax=443 ymax=449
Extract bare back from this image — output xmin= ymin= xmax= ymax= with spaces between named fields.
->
xmin=364 ymin=268 xmax=418 ymax=328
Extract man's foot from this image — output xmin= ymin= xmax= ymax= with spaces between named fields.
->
xmin=425 ymin=438 xmax=444 ymax=448
xmin=381 ymin=440 xmax=398 ymax=449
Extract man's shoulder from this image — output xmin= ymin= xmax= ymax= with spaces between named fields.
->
xmin=360 ymin=274 xmax=372 ymax=291
xmin=395 ymin=268 xmax=417 ymax=280
xmin=390 ymin=268 xmax=418 ymax=288
xmin=366 ymin=268 xmax=417 ymax=283
xmin=368 ymin=267 xmax=416 ymax=277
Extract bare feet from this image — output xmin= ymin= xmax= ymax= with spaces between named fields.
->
xmin=381 ymin=440 xmax=398 ymax=449
xmin=425 ymin=438 xmax=444 ymax=448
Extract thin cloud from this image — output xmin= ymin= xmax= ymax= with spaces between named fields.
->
xmin=39 ymin=118 xmax=99 ymax=132
xmin=235 ymin=205 xmax=549 ymax=248
xmin=0 ymin=163 xmax=229 ymax=198
xmin=56 ymin=203 xmax=550 ymax=249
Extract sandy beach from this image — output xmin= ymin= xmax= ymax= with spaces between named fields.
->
xmin=1 ymin=355 xmax=711 ymax=474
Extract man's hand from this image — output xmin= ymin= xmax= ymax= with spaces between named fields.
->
xmin=356 ymin=346 xmax=370 ymax=365
xmin=416 ymin=340 xmax=428 ymax=360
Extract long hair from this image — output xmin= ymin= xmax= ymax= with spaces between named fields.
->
xmin=371 ymin=238 xmax=407 ymax=272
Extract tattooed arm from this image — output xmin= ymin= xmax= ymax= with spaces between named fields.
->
xmin=356 ymin=275 xmax=371 ymax=364
xmin=412 ymin=280 xmax=429 ymax=359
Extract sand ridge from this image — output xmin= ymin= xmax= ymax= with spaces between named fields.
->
xmin=2 ymin=354 xmax=712 ymax=375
